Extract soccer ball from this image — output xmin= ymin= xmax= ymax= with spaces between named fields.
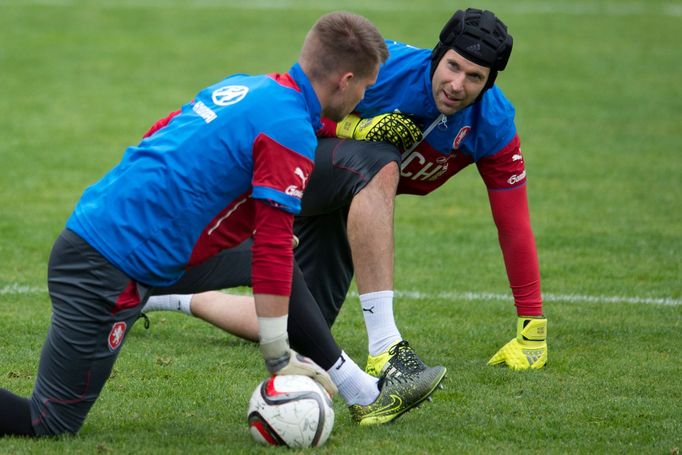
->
xmin=247 ymin=375 xmax=335 ymax=448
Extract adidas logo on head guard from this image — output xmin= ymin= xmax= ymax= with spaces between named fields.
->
xmin=465 ymin=43 xmax=482 ymax=55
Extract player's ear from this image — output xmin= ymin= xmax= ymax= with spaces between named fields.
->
xmin=338 ymin=72 xmax=354 ymax=91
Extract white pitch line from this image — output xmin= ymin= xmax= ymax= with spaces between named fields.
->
xmin=2 ymin=283 xmax=679 ymax=306
xmin=0 ymin=284 xmax=45 ymax=295
xmin=390 ymin=291 xmax=682 ymax=307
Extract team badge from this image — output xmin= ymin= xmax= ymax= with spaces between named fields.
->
xmin=212 ymin=85 xmax=249 ymax=106
xmin=108 ymin=321 xmax=127 ymax=351
xmin=452 ymin=126 xmax=471 ymax=150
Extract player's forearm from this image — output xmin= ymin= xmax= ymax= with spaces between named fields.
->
xmin=499 ymin=232 xmax=542 ymax=316
xmin=254 ymin=294 xmax=289 ymax=318
xmin=251 ymin=200 xmax=294 ymax=297
xmin=488 ymin=186 xmax=543 ymax=316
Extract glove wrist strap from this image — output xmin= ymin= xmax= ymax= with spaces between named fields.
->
xmin=336 ymin=114 xmax=361 ymax=139
xmin=260 ymin=339 xmax=290 ymax=373
xmin=258 ymin=316 xmax=290 ymax=372
xmin=516 ymin=317 xmax=547 ymax=342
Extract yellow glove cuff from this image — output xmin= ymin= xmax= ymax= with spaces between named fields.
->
xmin=336 ymin=114 xmax=361 ymax=139
xmin=517 ymin=317 xmax=547 ymax=342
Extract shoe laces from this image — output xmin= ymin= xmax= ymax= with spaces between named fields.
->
xmin=387 ymin=340 xmax=426 ymax=373
xmin=378 ymin=369 xmax=409 ymax=388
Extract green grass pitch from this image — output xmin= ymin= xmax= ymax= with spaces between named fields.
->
xmin=0 ymin=0 xmax=680 ymax=453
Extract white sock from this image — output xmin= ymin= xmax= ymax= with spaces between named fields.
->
xmin=328 ymin=352 xmax=379 ymax=406
xmin=143 ymin=294 xmax=193 ymax=315
xmin=359 ymin=290 xmax=402 ymax=356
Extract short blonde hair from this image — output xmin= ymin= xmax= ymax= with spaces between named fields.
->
xmin=301 ymin=12 xmax=388 ymax=81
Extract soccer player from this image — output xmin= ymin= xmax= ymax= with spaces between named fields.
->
xmin=0 ymin=12 xmax=389 ymax=438
xmin=145 ymin=6 xmax=548 ymax=419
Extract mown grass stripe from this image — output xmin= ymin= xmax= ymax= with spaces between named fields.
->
xmin=1 ymin=0 xmax=681 ymax=17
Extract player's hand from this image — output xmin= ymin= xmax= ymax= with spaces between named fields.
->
xmin=488 ymin=317 xmax=547 ymax=370
xmin=336 ymin=113 xmax=422 ymax=151
xmin=266 ymin=349 xmax=337 ymax=397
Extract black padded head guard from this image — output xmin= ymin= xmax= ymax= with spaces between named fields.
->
xmin=431 ymin=8 xmax=513 ymax=93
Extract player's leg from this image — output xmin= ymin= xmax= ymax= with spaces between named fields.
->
xmin=1 ymin=230 xmax=146 ymax=437
xmin=146 ymin=242 xmax=257 ymax=339
xmin=144 ymin=291 xmax=258 ymax=341
xmin=295 ymin=137 xmax=402 ymax=329
xmin=292 ymin=209 xmax=353 ymax=327
xmin=298 ymin=139 xmax=442 ymax=376
xmin=346 ymin=161 xmax=430 ymax=376
xmin=347 ymin=161 xmax=404 ymax=356
xmin=191 ymin=292 xmax=258 ymax=341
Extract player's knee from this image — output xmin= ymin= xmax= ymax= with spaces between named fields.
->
xmin=30 ymin=398 xmax=88 ymax=437
xmin=379 ymin=160 xmax=399 ymax=179
xmin=365 ymin=161 xmax=399 ymax=194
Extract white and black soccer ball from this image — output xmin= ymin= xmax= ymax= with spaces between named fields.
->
xmin=247 ymin=375 xmax=334 ymax=448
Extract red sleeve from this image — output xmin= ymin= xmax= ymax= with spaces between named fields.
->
xmin=251 ymin=200 xmax=294 ymax=296
xmin=477 ymin=134 xmax=542 ymax=315
xmin=316 ymin=117 xmax=339 ymax=138
xmin=487 ymin=185 xmax=543 ymax=316
xmin=143 ymin=109 xmax=182 ymax=138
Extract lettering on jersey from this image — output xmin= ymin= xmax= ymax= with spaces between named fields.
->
xmin=193 ymin=101 xmax=217 ymax=123
xmin=285 ymin=166 xmax=309 ymax=199
xmin=453 ymin=126 xmax=471 ymax=150
xmin=512 ymin=153 xmax=523 ymax=162
xmin=507 ymin=170 xmax=527 ymax=185
xmin=212 ymin=85 xmax=249 ymax=106
xmin=401 ymin=150 xmax=450 ymax=182
xmin=285 ymin=186 xmax=303 ymax=198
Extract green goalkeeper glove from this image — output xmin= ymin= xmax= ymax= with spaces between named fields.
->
xmin=488 ymin=317 xmax=547 ymax=370
xmin=336 ymin=113 xmax=422 ymax=151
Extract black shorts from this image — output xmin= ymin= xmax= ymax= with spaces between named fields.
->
xmin=294 ymin=138 xmax=400 ymax=326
